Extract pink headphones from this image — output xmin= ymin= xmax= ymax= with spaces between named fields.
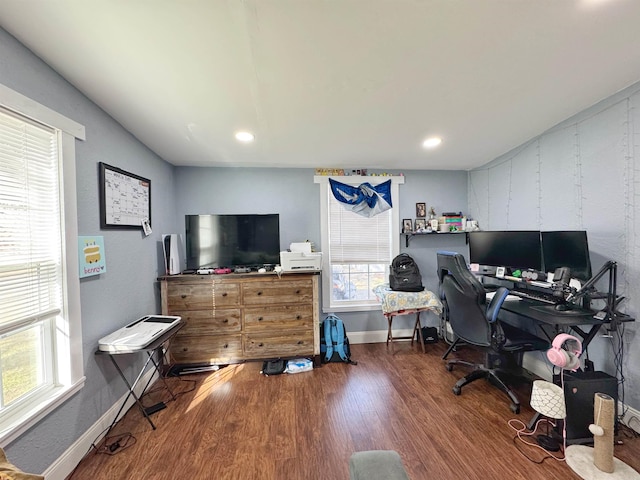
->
xmin=547 ymin=333 xmax=582 ymax=371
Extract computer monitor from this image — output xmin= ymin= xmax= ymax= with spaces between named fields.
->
xmin=468 ymin=230 xmax=543 ymax=271
xmin=541 ymin=230 xmax=592 ymax=281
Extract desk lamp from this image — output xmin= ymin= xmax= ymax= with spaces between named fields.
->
xmin=529 ymin=380 xmax=566 ymax=451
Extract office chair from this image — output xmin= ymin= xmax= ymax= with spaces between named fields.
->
xmin=436 ymin=251 xmax=550 ymax=414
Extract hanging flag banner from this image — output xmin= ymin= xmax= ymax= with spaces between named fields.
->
xmin=329 ymin=178 xmax=392 ymax=217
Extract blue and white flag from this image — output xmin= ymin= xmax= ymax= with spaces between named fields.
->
xmin=329 ymin=178 xmax=392 ymax=217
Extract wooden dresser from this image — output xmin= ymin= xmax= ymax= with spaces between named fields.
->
xmin=159 ymin=272 xmax=320 ymax=366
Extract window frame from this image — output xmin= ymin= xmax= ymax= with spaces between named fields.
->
xmin=315 ymin=175 xmax=404 ymax=312
xmin=0 ymin=83 xmax=85 ymax=445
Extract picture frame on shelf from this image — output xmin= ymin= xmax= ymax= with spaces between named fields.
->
xmin=402 ymin=219 xmax=413 ymax=233
xmin=416 ymin=202 xmax=426 ymax=218
xmin=414 ymin=219 xmax=426 ymax=232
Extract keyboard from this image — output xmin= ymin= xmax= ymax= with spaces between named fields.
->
xmin=510 ymin=289 xmax=561 ymax=305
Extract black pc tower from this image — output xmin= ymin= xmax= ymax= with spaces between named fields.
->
xmin=554 ymin=371 xmax=618 ymax=444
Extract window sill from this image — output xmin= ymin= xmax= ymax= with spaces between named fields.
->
xmin=0 ymin=377 xmax=85 ymax=445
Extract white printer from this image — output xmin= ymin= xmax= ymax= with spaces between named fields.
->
xmin=280 ymin=242 xmax=322 ymax=272
xmin=98 ymin=315 xmax=181 ymax=352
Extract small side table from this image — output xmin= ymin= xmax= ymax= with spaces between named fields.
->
xmin=373 ymin=285 xmax=443 ymax=353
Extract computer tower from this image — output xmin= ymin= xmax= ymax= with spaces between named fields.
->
xmin=554 ymin=371 xmax=618 ymax=444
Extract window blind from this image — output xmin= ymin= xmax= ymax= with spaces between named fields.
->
xmin=328 ymin=193 xmax=391 ymax=264
xmin=0 ymin=109 xmax=62 ymax=330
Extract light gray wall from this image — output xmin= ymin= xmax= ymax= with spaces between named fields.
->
xmin=175 ymin=168 xmax=469 ymax=333
xmin=468 ymin=82 xmax=640 ymax=412
xmin=0 ymin=28 xmax=177 ymax=473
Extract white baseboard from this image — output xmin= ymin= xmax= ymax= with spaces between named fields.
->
xmin=43 ymin=368 xmax=158 ymax=480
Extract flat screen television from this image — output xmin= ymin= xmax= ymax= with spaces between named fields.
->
xmin=468 ymin=230 xmax=543 ymax=271
xmin=541 ymin=230 xmax=592 ymax=281
xmin=185 ymin=214 xmax=280 ymax=270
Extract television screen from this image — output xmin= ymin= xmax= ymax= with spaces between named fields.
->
xmin=468 ymin=230 xmax=542 ymax=271
xmin=185 ymin=214 xmax=280 ymax=270
xmin=541 ymin=230 xmax=592 ymax=281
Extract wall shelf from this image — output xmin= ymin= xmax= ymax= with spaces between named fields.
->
xmin=402 ymin=231 xmax=468 ymax=247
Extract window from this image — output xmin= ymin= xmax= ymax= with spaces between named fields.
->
xmin=315 ymin=176 xmax=404 ymax=312
xmin=0 ymin=84 xmax=85 ymax=444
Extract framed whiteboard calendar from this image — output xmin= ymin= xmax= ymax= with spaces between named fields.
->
xmin=99 ymin=162 xmax=151 ymax=229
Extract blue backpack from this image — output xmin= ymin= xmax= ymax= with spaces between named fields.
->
xmin=320 ymin=314 xmax=357 ymax=365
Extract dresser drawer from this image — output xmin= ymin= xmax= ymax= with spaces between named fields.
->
xmin=167 ymin=282 xmax=240 ymax=310
xmin=170 ymin=335 xmax=242 ymax=364
xmin=244 ymin=305 xmax=313 ymax=332
xmin=242 ymin=279 xmax=313 ymax=305
xmin=244 ymin=330 xmax=314 ymax=357
xmin=173 ymin=308 xmax=241 ymax=334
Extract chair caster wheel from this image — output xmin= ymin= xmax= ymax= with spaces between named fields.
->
xmin=446 ymin=363 xmax=453 ymax=372
xmin=510 ymin=404 xmax=520 ymax=414
xmin=452 ymin=386 xmax=461 ymax=395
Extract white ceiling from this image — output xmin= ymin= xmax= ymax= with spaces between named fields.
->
xmin=1 ymin=0 xmax=640 ymax=171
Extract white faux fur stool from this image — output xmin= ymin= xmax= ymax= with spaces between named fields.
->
xmin=349 ymin=450 xmax=410 ymax=480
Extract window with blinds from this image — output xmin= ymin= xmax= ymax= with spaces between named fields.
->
xmin=0 ymin=109 xmax=61 ymax=411
xmin=317 ymin=175 xmax=403 ymax=312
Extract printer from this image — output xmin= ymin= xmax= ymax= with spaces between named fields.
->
xmin=280 ymin=242 xmax=322 ymax=272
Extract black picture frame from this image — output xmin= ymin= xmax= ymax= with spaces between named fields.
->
xmin=99 ymin=162 xmax=151 ymax=229
xmin=416 ymin=202 xmax=427 ymax=218
xmin=402 ymin=218 xmax=413 ymax=233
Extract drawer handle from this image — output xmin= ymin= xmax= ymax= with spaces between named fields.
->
xmin=182 ymin=347 xmax=188 ymax=352
xmin=257 ymin=291 xmax=263 ymax=296
xmin=222 ymin=292 xmax=228 ymax=297
xmin=297 ymin=340 xmax=303 ymax=345
xmin=296 ymin=315 xmax=301 ymax=320
xmin=181 ymin=294 xmax=187 ymax=299
xmin=258 ymin=316 xmax=263 ymax=321
xmin=223 ymin=343 xmax=229 ymax=349
xmin=296 ymin=289 xmax=301 ymax=294
xmin=258 ymin=342 xmax=264 ymax=347
xmin=222 ymin=318 xmax=229 ymax=323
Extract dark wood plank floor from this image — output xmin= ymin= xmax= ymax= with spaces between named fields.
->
xmin=68 ymin=341 xmax=640 ymax=480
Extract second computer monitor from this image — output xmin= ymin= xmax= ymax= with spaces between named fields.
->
xmin=468 ymin=230 xmax=543 ymax=271
xmin=541 ymin=230 xmax=592 ymax=281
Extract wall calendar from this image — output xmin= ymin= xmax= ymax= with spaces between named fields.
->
xmin=99 ymin=162 xmax=151 ymax=229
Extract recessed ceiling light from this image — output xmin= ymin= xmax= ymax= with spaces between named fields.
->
xmin=235 ymin=131 xmax=255 ymax=142
xmin=422 ymin=137 xmax=442 ymax=149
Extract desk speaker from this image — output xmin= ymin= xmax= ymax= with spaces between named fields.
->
xmin=554 ymin=371 xmax=618 ymax=444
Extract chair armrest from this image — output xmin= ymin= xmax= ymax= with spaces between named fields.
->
xmin=486 ymin=286 xmax=509 ymax=323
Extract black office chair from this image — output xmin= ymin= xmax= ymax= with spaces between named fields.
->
xmin=436 ymin=251 xmax=550 ymax=414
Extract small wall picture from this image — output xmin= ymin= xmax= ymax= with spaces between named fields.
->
xmin=402 ymin=219 xmax=413 ymax=233
xmin=414 ymin=219 xmax=426 ymax=232
xmin=416 ymin=202 xmax=427 ymax=218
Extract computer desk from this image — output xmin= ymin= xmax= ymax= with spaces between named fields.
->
xmin=499 ymin=299 xmax=631 ymax=351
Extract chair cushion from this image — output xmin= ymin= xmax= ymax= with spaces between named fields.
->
xmin=0 ymin=449 xmax=43 ymax=480
xmin=349 ymin=450 xmax=410 ymax=480
xmin=500 ymin=322 xmax=550 ymax=352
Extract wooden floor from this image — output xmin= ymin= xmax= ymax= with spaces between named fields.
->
xmin=68 ymin=341 xmax=640 ymax=480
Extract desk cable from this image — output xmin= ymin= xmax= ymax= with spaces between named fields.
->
xmin=507 ymin=370 xmax=568 ymax=465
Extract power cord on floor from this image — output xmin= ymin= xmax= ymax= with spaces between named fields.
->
xmin=508 ymin=417 xmax=566 ymax=465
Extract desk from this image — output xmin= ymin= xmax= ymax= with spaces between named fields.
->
xmin=96 ymin=320 xmax=183 ymax=434
xmin=373 ymin=285 xmax=442 ymax=353
xmin=500 ymin=300 xmax=623 ymax=351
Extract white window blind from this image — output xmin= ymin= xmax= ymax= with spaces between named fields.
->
xmin=328 ymin=194 xmax=391 ymax=264
xmin=0 ymin=110 xmax=62 ymax=333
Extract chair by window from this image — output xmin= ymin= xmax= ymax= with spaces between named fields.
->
xmin=436 ymin=251 xmax=549 ymax=414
